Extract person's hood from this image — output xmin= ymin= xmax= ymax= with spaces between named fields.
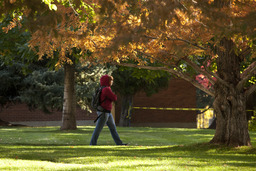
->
xmin=100 ymin=75 xmax=110 ymax=87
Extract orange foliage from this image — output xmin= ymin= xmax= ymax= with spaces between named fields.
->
xmin=2 ymin=18 xmax=21 ymax=33
xmin=1 ymin=0 xmax=255 ymax=72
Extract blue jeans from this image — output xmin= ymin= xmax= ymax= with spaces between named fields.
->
xmin=90 ymin=111 xmax=123 ymax=145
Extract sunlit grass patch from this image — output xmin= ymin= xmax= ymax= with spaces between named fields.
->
xmin=0 ymin=158 xmax=87 ymax=171
xmin=0 ymin=126 xmax=255 ymax=170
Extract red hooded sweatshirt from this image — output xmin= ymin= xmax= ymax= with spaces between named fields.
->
xmin=100 ymin=75 xmax=117 ymax=111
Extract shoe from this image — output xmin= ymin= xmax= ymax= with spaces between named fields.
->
xmin=120 ymin=143 xmax=128 ymax=146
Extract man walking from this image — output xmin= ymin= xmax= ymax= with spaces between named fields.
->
xmin=90 ymin=74 xmax=126 ymax=145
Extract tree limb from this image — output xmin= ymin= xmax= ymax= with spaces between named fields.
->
xmin=69 ymin=0 xmax=80 ymax=16
xmin=237 ymin=61 xmax=256 ymax=91
xmin=143 ymin=35 xmax=207 ymax=50
xmin=116 ymin=49 xmax=216 ymax=96
xmin=166 ymin=37 xmax=207 ymax=50
xmin=238 ymin=47 xmax=251 ymax=60
xmin=245 ymin=84 xmax=256 ymax=99
xmin=211 ymin=72 xmax=231 ymax=88
xmin=116 ymin=62 xmax=182 ymax=77
xmin=137 ymin=49 xmax=217 ymax=87
xmin=177 ymin=69 xmax=215 ymax=96
xmin=116 ymin=62 xmax=214 ymax=96
xmin=182 ymin=57 xmax=216 ymax=85
xmin=136 ymin=48 xmax=219 ymax=93
xmin=240 ymin=61 xmax=256 ymax=79
xmin=135 ymin=50 xmax=179 ymax=68
xmin=182 ymin=56 xmax=232 ymax=89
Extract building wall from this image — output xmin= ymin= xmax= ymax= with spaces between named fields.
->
xmin=0 ymin=103 xmax=96 ymax=122
xmin=1 ymin=78 xmax=197 ymax=128
xmin=115 ymin=78 xmax=197 ymax=128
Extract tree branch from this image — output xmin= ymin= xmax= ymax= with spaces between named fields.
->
xmin=182 ymin=56 xmax=232 ymax=89
xmin=238 ymin=47 xmax=251 ymax=59
xmin=116 ymin=49 xmax=216 ymax=96
xmin=116 ymin=62 xmax=182 ymax=77
xmin=135 ymin=50 xmax=178 ymax=68
xmin=211 ymin=72 xmax=231 ymax=88
xmin=245 ymin=84 xmax=256 ymax=99
xmin=166 ymin=37 xmax=207 ymax=50
xmin=237 ymin=61 xmax=256 ymax=91
xmin=116 ymin=62 xmax=214 ymax=96
xmin=136 ymin=48 xmax=219 ymax=93
xmin=143 ymin=35 xmax=207 ymax=50
xmin=137 ymin=49 xmax=216 ymax=87
xmin=69 ymin=0 xmax=79 ymax=16
xmin=178 ymin=70 xmax=215 ymax=97
xmin=240 ymin=61 xmax=256 ymax=79
xmin=182 ymin=57 xmax=216 ymax=85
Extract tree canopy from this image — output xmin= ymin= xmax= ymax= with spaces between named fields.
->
xmin=1 ymin=0 xmax=256 ymax=145
xmin=2 ymin=1 xmax=255 ymax=93
xmin=91 ymin=0 xmax=256 ymax=97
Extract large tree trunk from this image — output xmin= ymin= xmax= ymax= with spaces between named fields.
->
xmin=210 ymin=38 xmax=251 ymax=146
xmin=60 ymin=63 xmax=77 ymax=130
xmin=119 ymin=95 xmax=133 ymax=127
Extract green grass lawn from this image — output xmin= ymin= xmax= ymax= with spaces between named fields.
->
xmin=0 ymin=126 xmax=255 ymax=171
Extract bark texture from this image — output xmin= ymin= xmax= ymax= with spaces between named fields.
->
xmin=210 ymin=38 xmax=251 ymax=146
xmin=60 ymin=64 xmax=77 ymax=130
xmin=119 ymin=95 xmax=133 ymax=127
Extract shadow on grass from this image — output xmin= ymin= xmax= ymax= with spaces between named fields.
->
xmin=1 ymin=143 xmax=256 ymax=169
xmin=0 ymin=126 xmax=216 ymax=146
xmin=1 ymin=126 xmax=256 ymax=170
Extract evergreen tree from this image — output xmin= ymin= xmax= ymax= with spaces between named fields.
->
xmin=19 ymin=69 xmax=64 ymax=113
xmin=112 ymin=66 xmax=170 ymax=126
xmin=76 ymin=63 xmax=115 ymax=113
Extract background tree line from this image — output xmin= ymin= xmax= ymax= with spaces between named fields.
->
xmin=0 ymin=16 xmax=170 ymax=127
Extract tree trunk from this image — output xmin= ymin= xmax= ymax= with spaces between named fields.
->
xmin=210 ymin=38 xmax=251 ymax=146
xmin=60 ymin=63 xmax=77 ymax=130
xmin=119 ymin=95 xmax=133 ymax=127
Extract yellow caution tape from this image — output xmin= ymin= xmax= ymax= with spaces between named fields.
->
xmin=133 ymin=107 xmax=210 ymax=111
xmin=133 ymin=107 xmax=255 ymax=112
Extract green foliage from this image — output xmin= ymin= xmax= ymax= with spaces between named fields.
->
xmin=0 ymin=62 xmax=25 ymax=106
xmin=196 ymin=89 xmax=214 ymax=108
xmin=0 ymin=16 xmax=36 ymax=106
xmin=249 ymin=111 xmax=256 ymax=131
xmin=241 ymin=53 xmax=256 ymax=88
xmin=0 ymin=60 xmax=115 ymax=114
xmin=42 ymin=0 xmax=57 ymax=11
xmin=41 ymin=0 xmax=96 ymax=23
xmin=76 ymin=1 xmax=96 ymax=23
xmin=248 ymin=76 xmax=256 ymax=85
xmin=0 ymin=15 xmax=60 ymax=112
xmin=112 ymin=66 xmax=171 ymax=96
xmin=0 ymin=14 xmax=112 ymax=114
xmin=0 ymin=59 xmax=115 ymax=113
xmin=76 ymin=63 xmax=115 ymax=112
xmin=0 ymin=16 xmax=37 ymax=68
xmin=19 ymin=69 xmax=64 ymax=113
